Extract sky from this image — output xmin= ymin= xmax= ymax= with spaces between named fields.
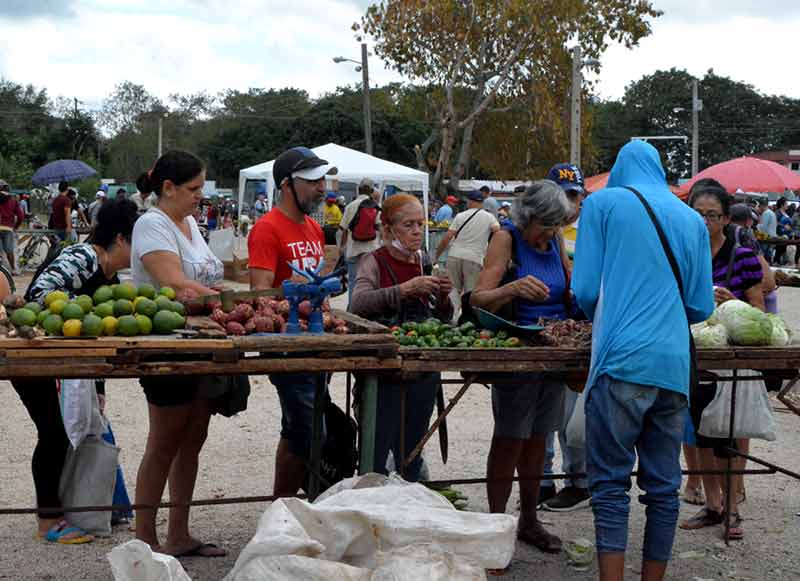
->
xmin=0 ymin=0 xmax=799 ymax=113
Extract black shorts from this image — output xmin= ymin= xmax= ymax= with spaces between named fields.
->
xmin=690 ymin=381 xmax=737 ymax=458
xmin=141 ymin=375 xmax=199 ymax=407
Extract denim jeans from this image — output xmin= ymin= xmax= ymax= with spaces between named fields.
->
xmin=269 ymin=373 xmax=327 ymax=459
xmin=586 ymin=374 xmax=686 ymax=562
xmin=542 ymin=388 xmax=587 ymax=489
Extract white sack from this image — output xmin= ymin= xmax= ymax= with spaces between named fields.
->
xmin=108 ymin=540 xmax=191 ymax=581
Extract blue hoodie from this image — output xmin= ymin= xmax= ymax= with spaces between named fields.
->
xmin=572 ymin=140 xmax=715 ymax=397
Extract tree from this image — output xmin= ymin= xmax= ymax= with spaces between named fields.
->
xmin=591 ymin=69 xmax=800 ymax=181
xmin=358 ymin=0 xmax=660 ymax=194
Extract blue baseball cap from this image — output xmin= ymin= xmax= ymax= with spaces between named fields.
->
xmin=546 ymin=163 xmax=585 ymax=194
xmin=467 ymin=190 xmax=483 ymax=202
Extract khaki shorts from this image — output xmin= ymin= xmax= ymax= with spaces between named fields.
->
xmin=446 ymin=256 xmax=482 ymax=294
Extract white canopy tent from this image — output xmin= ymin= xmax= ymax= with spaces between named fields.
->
xmin=238 ymin=143 xmax=431 ymax=243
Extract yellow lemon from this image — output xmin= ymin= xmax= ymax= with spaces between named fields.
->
xmin=101 ymin=316 xmax=119 ymax=336
xmin=49 ymin=299 xmax=67 ymax=315
xmin=44 ymin=290 xmax=68 ymax=307
xmin=62 ymin=319 xmax=82 ymax=337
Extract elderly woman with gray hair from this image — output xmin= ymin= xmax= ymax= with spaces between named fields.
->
xmin=471 ymin=180 xmax=575 ymax=555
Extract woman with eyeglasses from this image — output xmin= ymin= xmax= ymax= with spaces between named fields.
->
xmin=679 ymin=180 xmax=763 ymax=541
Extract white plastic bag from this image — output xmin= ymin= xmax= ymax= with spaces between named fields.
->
xmin=698 ymin=372 xmax=777 ymax=441
xmin=565 ymin=392 xmax=586 ymax=448
xmin=108 ymin=539 xmax=191 ymax=581
xmin=59 ymin=435 xmax=119 ymax=536
xmin=59 ymin=378 xmax=106 ymax=449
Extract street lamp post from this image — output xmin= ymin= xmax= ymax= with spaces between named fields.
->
xmin=333 ymin=43 xmax=373 ymax=155
xmin=569 ymin=46 xmax=599 ymax=167
xmin=157 ymin=112 xmax=168 ymax=158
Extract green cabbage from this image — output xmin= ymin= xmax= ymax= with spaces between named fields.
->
xmin=715 ymin=300 xmax=773 ymax=346
xmin=767 ymin=314 xmax=792 ymax=347
xmin=692 ymin=322 xmax=729 ymax=348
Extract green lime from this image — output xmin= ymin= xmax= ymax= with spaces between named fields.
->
xmin=81 ymin=313 xmax=103 ymax=337
xmin=37 ymin=309 xmax=51 ymax=324
xmin=101 ymin=316 xmax=119 ymax=336
xmin=137 ymin=283 xmax=156 ymax=299
xmin=113 ymin=282 xmax=138 ymax=301
xmin=94 ymin=301 xmax=114 ymax=319
xmin=11 ymin=308 xmax=37 ymax=327
xmin=24 ymin=302 xmax=42 ymax=315
xmin=169 ymin=301 xmax=186 ymax=316
xmin=43 ymin=314 xmax=64 ymax=336
xmin=62 ymin=303 xmax=86 ymax=321
xmin=135 ymin=298 xmax=158 ymax=318
xmin=93 ymin=285 xmax=114 ymax=305
xmin=159 ymin=286 xmax=177 ymax=300
xmin=113 ymin=299 xmax=134 ymax=317
xmin=172 ymin=312 xmax=186 ymax=329
xmin=117 ymin=315 xmax=139 ymax=336
xmin=76 ymin=295 xmax=94 ymax=314
xmin=135 ymin=314 xmax=153 ymax=335
xmin=153 ymin=310 xmax=176 ymax=334
xmin=154 ymin=295 xmax=173 ymax=312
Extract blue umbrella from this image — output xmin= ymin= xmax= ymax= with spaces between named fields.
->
xmin=32 ymin=159 xmax=97 ymax=186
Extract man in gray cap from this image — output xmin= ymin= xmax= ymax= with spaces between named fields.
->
xmin=340 ymin=178 xmax=382 ymax=305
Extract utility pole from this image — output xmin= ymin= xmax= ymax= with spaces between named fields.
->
xmin=692 ymin=79 xmax=702 ymax=176
xmin=569 ymin=46 xmax=582 ymax=166
xmin=74 ymin=97 xmax=79 ymax=117
xmin=361 ymin=43 xmax=373 ymax=156
xmin=157 ymin=116 xmax=163 ymax=158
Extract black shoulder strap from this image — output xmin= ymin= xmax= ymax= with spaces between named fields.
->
xmin=625 ymin=187 xmax=685 ymax=301
xmin=454 ymin=208 xmax=483 ymax=239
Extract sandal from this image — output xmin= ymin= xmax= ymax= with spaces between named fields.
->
xmin=37 ymin=520 xmax=93 ymax=545
xmin=682 ymin=485 xmax=705 ymax=506
xmin=172 ymin=542 xmax=226 ymax=558
xmin=724 ymin=512 xmax=744 ymax=540
xmin=517 ymin=520 xmax=562 ymax=554
xmin=679 ymin=507 xmax=724 ymax=530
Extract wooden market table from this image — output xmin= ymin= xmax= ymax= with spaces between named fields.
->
xmin=0 ymin=311 xmax=401 ymax=500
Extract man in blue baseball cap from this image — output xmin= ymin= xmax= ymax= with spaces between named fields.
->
xmin=539 ymin=162 xmax=590 ymax=514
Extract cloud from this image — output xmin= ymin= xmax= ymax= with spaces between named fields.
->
xmin=655 ymin=0 xmax=800 ymax=23
xmin=0 ymin=0 xmax=77 ymax=19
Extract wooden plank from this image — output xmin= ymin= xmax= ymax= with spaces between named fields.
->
xmin=231 ymin=333 xmax=396 ymax=352
xmin=402 ymin=360 xmax=588 ymax=373
xmin=4 ymin=348 xmax=118 ymax=359
xmin=400 ymin=347 xmax=591 ymax=361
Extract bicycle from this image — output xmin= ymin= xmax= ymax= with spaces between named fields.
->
xmin=18 ymin=217 xmax=59 ymax=272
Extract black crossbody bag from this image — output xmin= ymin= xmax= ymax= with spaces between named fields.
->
xmin=626 ymin=186 xmax=699 ymax=396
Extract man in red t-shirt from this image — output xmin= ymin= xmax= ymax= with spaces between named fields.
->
xmin=248 ymin=146 xmax=336 ymax=496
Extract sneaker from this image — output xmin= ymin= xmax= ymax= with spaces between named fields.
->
xmin=541 ymin=486 xmax=591 ymax=512
xmin=537 ymin=485 xmax=557 ymax=506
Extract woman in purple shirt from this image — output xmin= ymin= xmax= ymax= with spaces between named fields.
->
xmin=681 ymin=180 xmax=763 ymax=541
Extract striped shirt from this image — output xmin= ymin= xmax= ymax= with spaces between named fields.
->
xmin=712 ymin=235 xmax=762 ymax=299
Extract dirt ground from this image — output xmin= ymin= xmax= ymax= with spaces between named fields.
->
xmin=1 ymin=285 xmax=800 ymax=580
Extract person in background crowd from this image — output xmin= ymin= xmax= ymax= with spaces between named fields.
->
xmin=772 ymin=197 xmax=792 ymax=265
xmin=131 ymin=150 xmax=228 ymax=558
xmin=572 ymin=140 xmax=714 ymax=581
xmin=253 ymin=189 xmax=267 ymax=220
xmin=50 ymin=181 xmax=72 ymax=241
xmin=131 ymin=178 xmax=157 ymax=214
xmin=538 ymin=162 xmax=591 ymax=512
xmin=249 ymin=146 xmax=335 ymax=497
xmin=88 ymin=190 xmax=107 ymax=227
xmin=13 ymin=198 xmax=139 ymax=545
xmin=67 ymin=189 xmax=89 ymax=231
xmin=0 ymin=180 xmax=24 ymax=274
xmin=323 ymin=192 xmax=343 ymax=245
xmin=350 ymin=193 xmax=452 ymax=481
xmin=498 ymin=201 xmax=512 ymax=222
xmin=471 ymin=181 xmax=574 ymax=556
xmin=480 ymin=185 xmax=499 ymax=218
xmin=340 ymin=178 xmax=382 ymax=305
xmin=336 ymin=195 xmax=347 ymax=214
xmin=116 ymin=188 xmax=128 ymax=201
xmin=206 ymin=200 xmax=219 ymax=231
xmin=679 ymin=181 xmax=763 ymax=541
xmin=434 ymin=195 xmax=457 ymax=223
xmin=19 ymin=193 xmax=30 ymax=226
xmin=435 ymin=190 xmax=499 ymax=319
xmin=757 ymin=198 xmax=777 ymax=262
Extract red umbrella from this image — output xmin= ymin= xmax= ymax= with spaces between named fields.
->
xmin=585 ymin=172 xmax=687 ymax=199
xmin=679 ymin=156 xmax=800 ymax=195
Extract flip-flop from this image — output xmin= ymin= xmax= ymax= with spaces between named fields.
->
xmin=38 ymin=520 xmax=93 ymax=545
xmin=679 ymin=507 xmax=724 ymax=530
xmin=724 ymin=513 xmax=744 ymax=541
xmin=173 ymin=542 xmax=226 ymax=558
xmin=517 ymin=521 xmax=562 ymax=554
